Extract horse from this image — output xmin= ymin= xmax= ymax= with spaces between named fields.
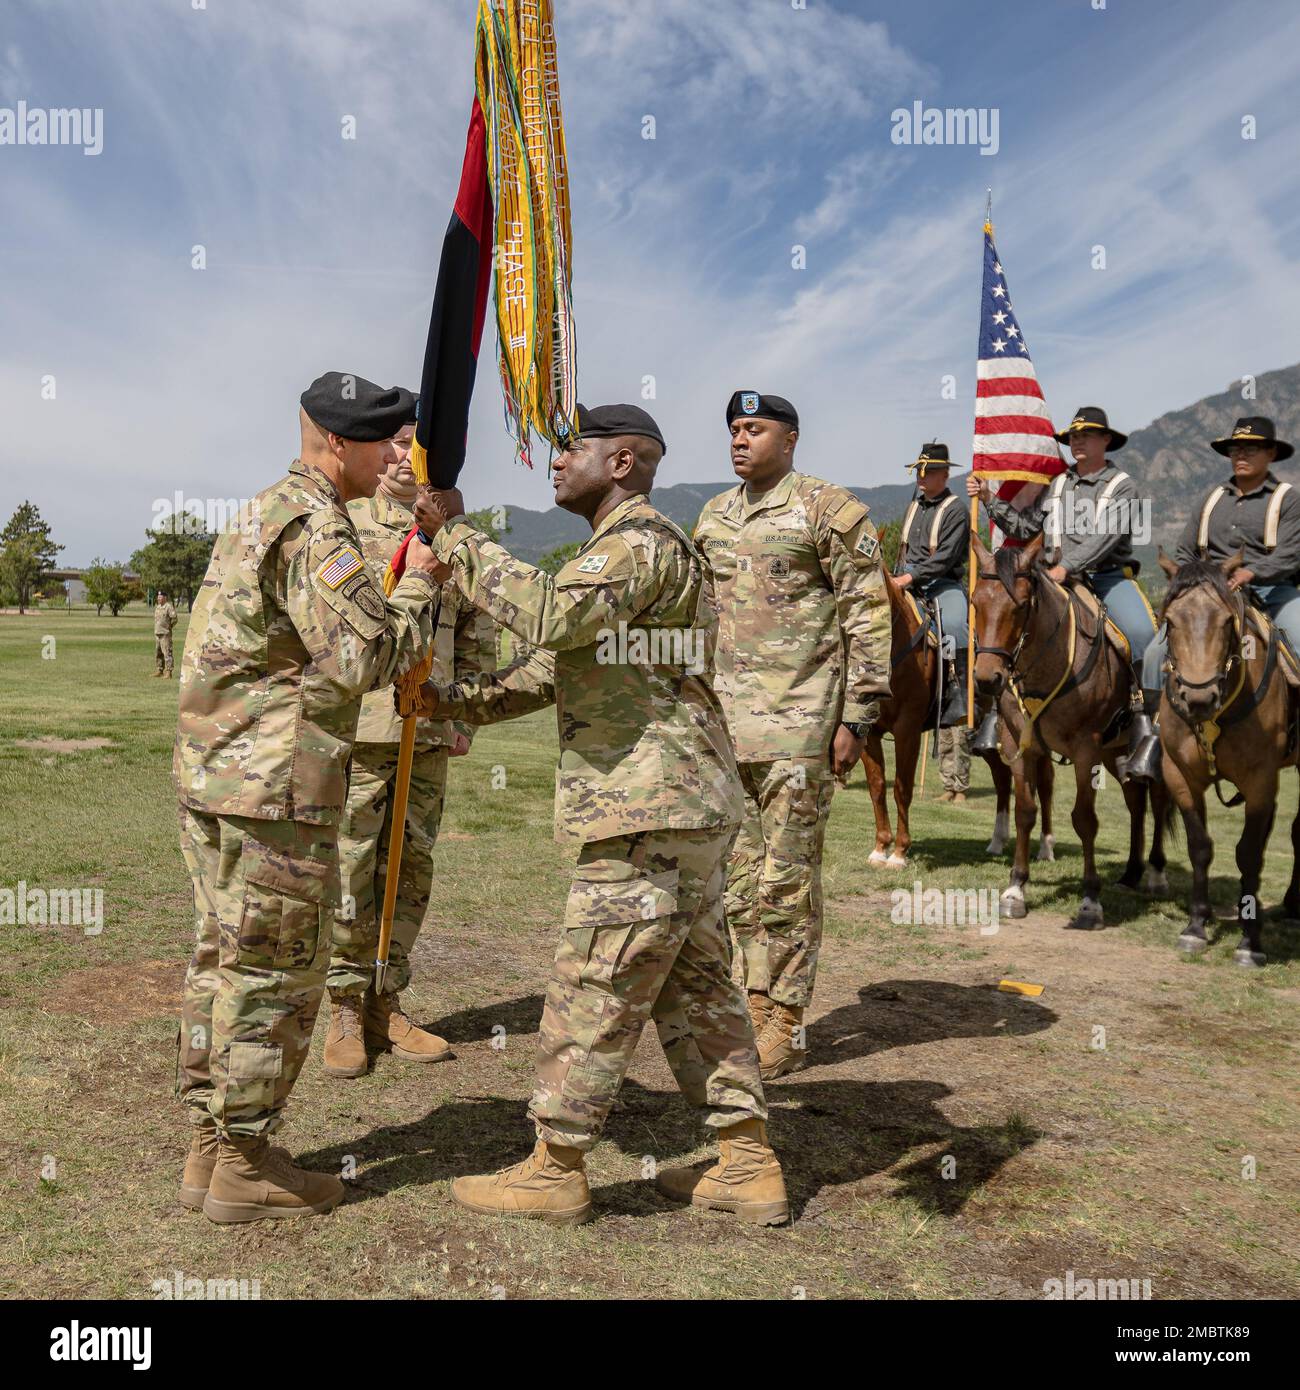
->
xmin=860 ymin=567 xmax=1055 ymax=867
xmin=970 ymin=532 xmax=1170 ymax=928
xmin=1156 ymin=549 xmax=1300 ymax=966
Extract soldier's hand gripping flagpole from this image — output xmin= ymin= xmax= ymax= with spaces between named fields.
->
xmin=374 ymin=0 xmax=578 ymax=995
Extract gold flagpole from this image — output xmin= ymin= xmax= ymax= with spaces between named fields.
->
xmin=968 ymin=192 xmax=993 ymax=730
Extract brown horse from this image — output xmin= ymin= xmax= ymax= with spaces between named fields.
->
xmin=971 ymin=533 xmax=1169 ymax=927
xmin=861 ymin=568 xmax=1055 ymax=866
xmin=1156 ymin=550 xmax=1300 ymax=966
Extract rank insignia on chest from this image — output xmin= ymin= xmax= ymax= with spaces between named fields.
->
xmin=317 ymin=545 xmax=365 ymax=590
xmin=576 ymin=553 xmax=609 ymax=574
xmin=768 ymin=556 xmax=790 ymax=578
xmin=856 ymin=532 xmax=879 ymax=561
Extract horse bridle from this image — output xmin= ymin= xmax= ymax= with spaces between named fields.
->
xmin=1161 ymin=587 xmax=1246 ymax=725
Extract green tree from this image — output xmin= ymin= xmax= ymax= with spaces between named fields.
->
xmin=466 ymin=506 xmax=510 ymax=545
xmin=0 ymin=501 xmax=62 ymax=614
xmin=538 ymin=540 xmax=581 ymax=575
xmin=130 ymin=527 xmax=215 ymax=610
xmin=83 ymin=558 xmax=134 ymax=617
xmin=876 ymin=517 xmax=903 ymax=574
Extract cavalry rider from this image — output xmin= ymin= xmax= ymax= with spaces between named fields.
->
xmin=893 ymin=441 xmax=973 ymax=800
xmin=965 ymin=405 xmax=1158 ymax=776
xmin=1140 ymin=416 xmax=1300 ymax=777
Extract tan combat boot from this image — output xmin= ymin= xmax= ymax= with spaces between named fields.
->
xmin=202 ymin=1136 xmax=344 ymax=1223
xmin=365 ymin=990 xmax=453 ymax=1064
xmin=952 ymin=791 xmax=967 ymax=805
xmin=451 ymin=1141 xmax=592 ymax=1225
xmin=757 ymin=1002 xmax=807 ymax=1080
xmin=938 ymin=789 xmax=955 ymax=803
xmin=323 ymin=995 xmax=369 ymax=1077
xmin=178 ymin=1125 xmax=220 ymax=1210
xmin=747 ymin=990 xmax=776 ymax=1038
xmin=655 ymin=1118 xmax=789 ymax=1225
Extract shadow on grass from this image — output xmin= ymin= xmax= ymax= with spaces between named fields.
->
xmin=806 ymin=978 xmax=1057 ymax=1068
xmin=300 ymin=982 xmax=1054 ymax=1224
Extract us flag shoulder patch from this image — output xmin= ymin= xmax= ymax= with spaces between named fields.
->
xmin=316 ymin=544 xmax=365 ymax=591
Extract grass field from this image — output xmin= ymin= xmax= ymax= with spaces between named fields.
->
xmin=1 ymin=607 xmax=1297 ymax=1300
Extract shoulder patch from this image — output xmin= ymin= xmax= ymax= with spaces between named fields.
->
xmin=316 ymin=544 xmax=365 ymax=591
xmin=576 ymin=552 xmax=610 ymax=575
xmin=856 ymin=530 xmax=880 ymax=561
xmin=825 ymin=496 xmax=870 ymax=535
xmin=343 ymin=572 xmax=386 ymax=621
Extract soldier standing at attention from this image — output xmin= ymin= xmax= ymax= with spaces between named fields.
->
xmin=411 ymin=403 xmax=788 ymax=1227
xmin=966 ymin=405 xmax=1159 ymax=779
xmin=173 ymin=373 xmax=440 ymax=1223
xmin=153 ymin=590 xmax=178 ymax=677
xmin=893 ymin=443 xmax=972 ymax=801
xmin=694 ymin=392 xmax=891 ymax=1080
xmin=323 ymin=403 xmax=497 ymax=1077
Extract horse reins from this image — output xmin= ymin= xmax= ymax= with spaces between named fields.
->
xmin=974 ymin=567 xmax=1101 ymax=761
xmin=1162 ymin=588 xmax=1275 ymax=806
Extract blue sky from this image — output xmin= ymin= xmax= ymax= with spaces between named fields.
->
xmin=3 ymin=0 xmax=1298 ymax=564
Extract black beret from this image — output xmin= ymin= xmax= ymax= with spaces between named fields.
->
xmin=726 ymin=390 xmax=799 ymax=430
xmin=399 ymin=389 xmax=419 ymax=426
xmin=575 ymin=402 xmax=667 ymax=456
xmin=300 ymin=372 xmax=417 ymax=442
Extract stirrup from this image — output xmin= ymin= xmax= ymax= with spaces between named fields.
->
xmin=1124 ymin=732 xmax=1161 ymax=784
xmin=971 ymin=708 xmax=1000 ymax=756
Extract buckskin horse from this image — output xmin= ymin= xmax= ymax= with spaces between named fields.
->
xmin=1156 ymin=549 xmax=1300 ymax=966
xmin=861 ymin=567 xmax=1055 ymax=866
xmin=970 ymin=533 xmax=1169 ymax=927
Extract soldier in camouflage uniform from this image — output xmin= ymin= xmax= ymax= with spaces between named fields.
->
xmin=324 ymin=409 xmax=498 ymax=1077
xmin=173 ymin=373 xmax=440 ymax=1223
xmin=153 ymin=591 xmax=178 ymax=677
xmin=409 ymin=403 xmax=788 ymax=1227
xmin=695 ymin=391 xmax=891 ymax=1080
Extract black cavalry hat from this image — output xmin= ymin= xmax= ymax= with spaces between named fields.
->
xmin=1211 ymin=416 xmax=1294 ymax=462
xmin=1055 ymin=405 xmax=1127 ymax=451
xmin=907 ymin=441 xmax=960 ymax=475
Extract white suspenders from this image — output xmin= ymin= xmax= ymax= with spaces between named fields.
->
xmin=1045 ymin=469 xmax=1129 ymax=545
xmin=1198 ymin=481 xmax=1292 ymax=550
xmin=901 ymin=493 xmax=960 ymax=562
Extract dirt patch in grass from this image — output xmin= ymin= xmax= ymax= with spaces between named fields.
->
xmin=45 ymin=959 xmax=182 ymax=1026
xmin=14 ymin=737 xmax=116 ymax=753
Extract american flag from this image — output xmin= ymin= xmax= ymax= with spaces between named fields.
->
xmin=972 ymin=225 xmax=1063 ymax=539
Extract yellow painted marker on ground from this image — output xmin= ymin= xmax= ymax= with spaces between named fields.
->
xmin=998 ymin=979 xmax=1045 ymax=997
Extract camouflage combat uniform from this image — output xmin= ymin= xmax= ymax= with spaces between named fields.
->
xmin=154 ymin=597 xmax=178 ymax=674
xmin=431 ymin=495 xmax=764 ymax=1151
xmin=694 ymin=472 xmax=891 ymax=1008
xmin=328 ymin=490 xmax=496 ymax=999
xmin=173 ymin=458 xmax=435 ymax=1138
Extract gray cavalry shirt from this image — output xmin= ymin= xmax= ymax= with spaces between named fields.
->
xmin=1174 ymin=471 xmax=1300 ymax=585
xmin=984 ymin=460 xmax=1143 ymax=576
xmin=895 ymin=488 xmax=970 ymax=588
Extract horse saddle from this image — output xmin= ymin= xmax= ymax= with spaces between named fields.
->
xmin=900 ymin=590 xmax=939 ymax=651
xmin=1246 ymin=602 xmax=1300 ymax=690
xmin=1066 ymin=580 xmax=1132 ymax=663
